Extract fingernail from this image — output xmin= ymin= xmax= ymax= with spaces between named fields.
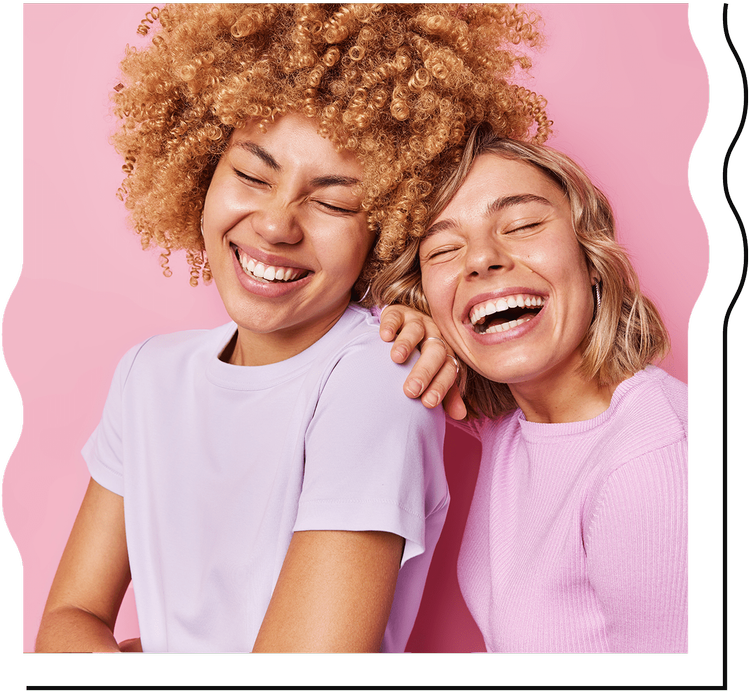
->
xmin=425 ymin=391 xmax=441 ymax=407
xmin=405 ymin=380 xmax=424 ymax=397
xmin=394 ymin=346 xmax=408 ymax=362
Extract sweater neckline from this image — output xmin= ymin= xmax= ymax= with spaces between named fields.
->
xmin=516 ymin=366 xmax=661 ymax=438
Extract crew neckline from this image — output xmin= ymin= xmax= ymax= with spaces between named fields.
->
xmin=517 ymin=366 xmax=661 ymax=438
xmin=205 ymin=305 xmax=367 ymax=391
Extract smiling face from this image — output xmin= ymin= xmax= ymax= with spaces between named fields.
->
xmin=420 ymin=153 xmax=598 ymax=393
xmin=202 ymin=113 xmax=372 ymax=365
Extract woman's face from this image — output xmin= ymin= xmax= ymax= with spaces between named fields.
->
xmin=419 ymin=153 xmax=597 ymax=389
xmin=203 ymin=113 xmax=372 ymax=363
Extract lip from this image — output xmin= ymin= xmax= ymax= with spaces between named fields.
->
xmin=462 ymin=287 xmax=548 ymax=323
xmin=230 ymin=242 xmax=314 ymax=298
xmin=230 ymin=241 xmax=311 ymax=273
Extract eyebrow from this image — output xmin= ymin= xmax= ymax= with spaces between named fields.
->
xmin=486 ymin=193 xmax=552 ymax=215
xmin=232 ymin=141 xmax=281 ymax=171
xmin=425 ymin=193 xmax=553 ymax=239
xmin=230 ymin=140 xmax=361 ymax=189
xmin=309 ymin=174 xmax=361 ymax=189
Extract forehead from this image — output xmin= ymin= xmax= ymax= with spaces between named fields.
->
xmin=228 ymin=113 xmax=363 ymax=174
xmin=435 ymin=153 xmax=566 ymax=221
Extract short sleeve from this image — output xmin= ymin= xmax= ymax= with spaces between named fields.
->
xmin=585 ymin=440 xmax=688 ymax=652
xmin=295 ymin=337 xmax=448 ymax=565
xmin=81 ymin=341 xmax=150 ymax=496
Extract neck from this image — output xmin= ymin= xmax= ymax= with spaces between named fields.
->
xmin=222 ymin=308 xmax=348 ymax=367
xmin=509 ymin=364 xmax=626 ymax=424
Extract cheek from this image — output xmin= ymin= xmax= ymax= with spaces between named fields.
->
xmin=560 ymin=253 xmax=595 ymax=334
xmin=203 ymin=162 xmax=227 ymax=208
xmin=421 ymin=267 xmax=458 ymax=326
xmin=357 ymin=228 xmax=376 ymax=263
xmin=203 ymin=168 xmax=249 ymax=230
xmin=202 ymin=183 xmax=230 ymax=232
xmin=531 ymin=241 xmax=589 ymax=290
xmin=316 ymin=227 xmax=371 ymax=277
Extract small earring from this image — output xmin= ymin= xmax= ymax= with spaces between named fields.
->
xmin=355 ymin=284 xmax=371 ymax=304
xmin=594 ymin=281 xmax=602 ymax=313
xmin=200 ymin=213 xmax=205 ymax=237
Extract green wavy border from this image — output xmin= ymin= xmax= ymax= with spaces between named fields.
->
xmin=0 ymin=0 xmax=750 ymax=691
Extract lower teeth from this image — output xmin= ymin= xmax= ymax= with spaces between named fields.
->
xmin=480 ymin=315 xmax=534 ymax=334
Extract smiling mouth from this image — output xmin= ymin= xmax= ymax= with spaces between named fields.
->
xmin=469 ymin=294 xmax=546 ymax=334
xmin=233 ymin=244 xmax=311 ymax=283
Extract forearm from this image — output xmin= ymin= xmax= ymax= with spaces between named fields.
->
xmin=36 ymin=606 xmax=123 ymax=652
xmin=37 ymin=479 xmax=133 ymax=653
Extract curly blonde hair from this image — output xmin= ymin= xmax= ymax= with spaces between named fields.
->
xmin=111 ymin=3 xmax=549 ymax=290
xmin=373 ymin=124 xmax=670 ymax=418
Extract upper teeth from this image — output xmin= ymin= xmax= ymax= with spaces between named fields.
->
xmin=469 ymin=294 xmax=545 ymax=326
xmin=237 ymin=249 xmax=307 ymax=283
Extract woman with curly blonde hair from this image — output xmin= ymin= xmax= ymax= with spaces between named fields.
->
xmin=377 ymin=123 xmax=687 ymax=652
xmin=35 ymin=4 xmax=548 ymax=653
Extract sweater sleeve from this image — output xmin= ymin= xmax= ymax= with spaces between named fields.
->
xmin=584 ymin=440 xmax=688 ymax=652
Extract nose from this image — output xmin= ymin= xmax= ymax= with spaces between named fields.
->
xmin=252 ymin=197 xmax=304 ymax=246
xmin=464 ymin=234 xmax=513 ymax=278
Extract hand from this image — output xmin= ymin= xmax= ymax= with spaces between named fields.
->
xmin=379 ymin=305 xmax=467 ymax=420
xmin=119 ymin=637 xmax=143 ymax=652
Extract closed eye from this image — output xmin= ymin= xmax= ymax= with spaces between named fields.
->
xmin=233 ymin=168 xmax=269 ymax=186
xmin=314 ymin=200 xmax=360 ymax=215
xmin=422 ymin=245 xmax=461 ymax=262
xmin=504 ymin=221 xmax=542 ymax=235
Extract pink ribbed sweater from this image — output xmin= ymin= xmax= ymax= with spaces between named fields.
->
xmin=458 ymin=366 xmax=687 ymax=652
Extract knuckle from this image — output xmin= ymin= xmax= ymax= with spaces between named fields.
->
xmin=414 ymin=364 xmax=431 ymax=380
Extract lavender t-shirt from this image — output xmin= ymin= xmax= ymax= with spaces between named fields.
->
xmin=83 ymin=305 xmax=448 ymax=652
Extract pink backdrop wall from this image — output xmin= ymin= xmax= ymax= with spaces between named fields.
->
xmin=6 ymin=4 xmax=707 ymax=653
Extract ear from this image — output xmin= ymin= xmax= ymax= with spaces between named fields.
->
xmin=582 ymin=251 xmax=600 ymax=286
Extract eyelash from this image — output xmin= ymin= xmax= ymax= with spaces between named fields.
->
xmin=508 ymin=221 xmax=542 ymax=233
xmin=506 ymin=221 xmax=541 ymax=234
xmin=425 ymin=246 xmax=460 ymax=261
xmin=316 ymin=201 xmax=357 ymax=215
xmin=234 ymin=169 xmax=267 ymax=186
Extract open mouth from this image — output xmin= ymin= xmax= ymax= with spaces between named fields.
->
xmin=469 ymin=294 xmax=545 ymax=334
xmin=233 ymin=244 xmax=310 ymax=284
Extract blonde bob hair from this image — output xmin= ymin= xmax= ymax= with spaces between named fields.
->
xmin=373 ymin=123 xmax=670 ymax=418
xmin=111 ymin=4 xmax=549 ymax=292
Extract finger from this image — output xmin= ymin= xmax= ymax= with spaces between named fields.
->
xmin=391 ymin=320 xmax=428 ymax=364
xmin=403 ymin=337 xmax=449 ymax=398
xmin=419 ymin=357 xmax=460 ymax=409
xmin=379 ymin=305 xmax=408 ymax=342
xmin=443 ymin=384 xmax=468 ymax=421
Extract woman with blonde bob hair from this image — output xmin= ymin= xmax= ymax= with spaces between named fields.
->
xmin=36 ymin=6 xmax=549 ymax=654
xmin=377 ymin=123 xmax=687 ymax=652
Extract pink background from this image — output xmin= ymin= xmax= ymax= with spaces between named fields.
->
xmin=6 ymin=4 xmax=707 ymax=653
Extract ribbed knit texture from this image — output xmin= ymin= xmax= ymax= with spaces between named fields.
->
xmin=457 ymin=366 xmax=687 ymax=652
